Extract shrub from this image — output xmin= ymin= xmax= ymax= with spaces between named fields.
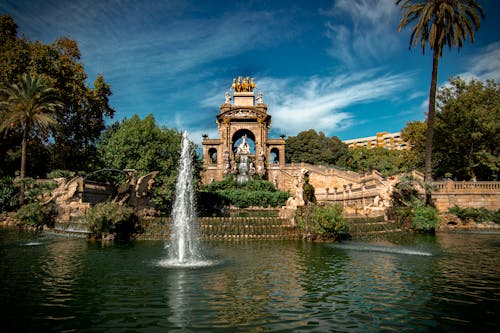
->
xmin=196 ymin=191 xmax=229 ymax=217
xmin=47 ymin=170 xmax=76 ymax=179
xmin=412 ymin=206 xmax=438 ymax=232
xmin=387 ymin=206 xmax=413 ymax=228
xmin=448 ymin=206 xmax=499 ymax=223
xmin=15 ymin=178 xmax=57 ymax=204
xmin=303 ymin=182 xmax=316 ymax=204
xmin=199 ymin=179 xmax=290 ymax=210
xmin=0 ymin=176 xmax=19 ymax=212
xmin=85 ymin=202 xmax=138 ymax=239
xmin=391 ymin=176 xmax=424 ymax=207
xmin=14 ymin=202 xmax=56 ymax=228
xmin=296 ymin=204 xmax=348 ymax=239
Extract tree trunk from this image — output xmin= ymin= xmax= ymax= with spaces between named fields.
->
xmin=425 ymin=49 xmax=440 ymax=182
xmin=19 ymin=128 xmax=27 ymax=204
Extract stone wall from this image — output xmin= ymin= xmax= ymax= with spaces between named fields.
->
xmin=278 ymin=163 xmax=499 ymax=214
xmin=432 ymin=181 xmax=500 ymax=212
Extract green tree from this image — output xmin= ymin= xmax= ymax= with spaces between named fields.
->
xmin=97 ymin=114 xmax=187 ymax=210
xmin=0 ymin=15 xmax=30 ymax=84
xmin=433 ymin=77 xmax=499 ymax=180
xmin=400 ymin=120 xmax=426 ymax=172
xmin=0 ymin=73 xmax=62 ymax=201
xmin=285 ymin=129 xmax=349 ymax=166
xmin=397 ymin=0 xmax=484 ymax=181
xmin=0 ymin=15 xmax=114 ymax=174
xmin=347 ymin=147 xmax=402 ymax=176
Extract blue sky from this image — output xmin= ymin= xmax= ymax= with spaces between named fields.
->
xmin=2 ymin=0 xmax=499 ymax=144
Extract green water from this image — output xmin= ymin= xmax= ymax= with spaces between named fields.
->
xmin=0 ymin=228 xmax=498 ymax=332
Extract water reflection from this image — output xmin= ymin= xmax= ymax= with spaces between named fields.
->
xmin=1 ymin=230 xmax=499 ymax=332
xmin=202 ymin=241 xmax=308 ymax=329
xmin=166 ymin=269 xmax=190 ymax=329
xmin=429 ymin=233 xmax=500 ymax=330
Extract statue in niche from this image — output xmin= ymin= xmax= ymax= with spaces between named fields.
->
xmin=236 ymin=134 xmax=251 ymax=155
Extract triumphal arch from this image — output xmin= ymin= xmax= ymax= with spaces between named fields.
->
xmin=201 ymin=77 xmax=286 ymax=187
xmin=201 ymin=76 xmax=428 ymax=216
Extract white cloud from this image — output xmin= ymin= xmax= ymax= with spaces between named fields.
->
xmin=323 ymin=0 xmax=401 ymax=67
xmin=465 ymin=42 xmax=500 ymax=81
xmin=257 ymin=70 xmax=413 ymax=136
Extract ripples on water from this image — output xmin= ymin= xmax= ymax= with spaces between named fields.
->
xmin=0 ymin=229 xmax=499 ymax=332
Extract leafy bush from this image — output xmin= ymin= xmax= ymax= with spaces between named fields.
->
xmin=296 ymin=204 xmax=348 ymax=239
xmin=0 ymin=176 xmax=19 ymax=212
xmin=386 ymin=206 xmax=413 ymax=228
xmin=85 ymin=202 xmax=138 ymax=239
xmin=47 ymin=170 xmax=76 ymax=179
xmin=199 ymin=179 xmax=290 ymax=210
xmin=412 ymin=206 xmax=438 ymax=231
xmin=196 ymin=191 xmax=229 ymax=216
xmin=391 ymin=175 xmax=424 ymax=207
xmin=15 ymin=178 xmax=57 ymax=204
xmin=14 ymin=202 xmax=56 ymax=228
xmin=303 ymin=181 xmax=316 ymax=204
xmin=448 ymin=206 xmax=499 ymax=223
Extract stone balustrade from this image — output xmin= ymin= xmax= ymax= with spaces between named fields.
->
xmin=431 ymin=181 xmax=500 ymax=212
xmin=433 ymin=181 xmax=500 ymax=192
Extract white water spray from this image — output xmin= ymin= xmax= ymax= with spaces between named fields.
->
xmin=167 ymin=131 xmax=201 ymax=264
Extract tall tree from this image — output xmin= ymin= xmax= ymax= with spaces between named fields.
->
xmin=433 ymin=77 xmax=499 ymax=180
xmin=0 ymin=15 xmax=114 ymax=173
xmin=396 ymin=0 xmax=484 ymax=181
xmin=400 ymin=120 xmax=426 ymax=172
xmin=0 ymin=73 xmax=62 ymax=200
xmin=97 ymin=114 xmax=190 ymax=211
xmin=285 ymin=129 xmax=349 ymax=167
xmin=346 ymin=147 xmax=403 ymax=176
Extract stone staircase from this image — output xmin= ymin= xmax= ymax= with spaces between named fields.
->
xmin=137 ymin=216 xmax=300 ymax=240
xmin=346 ymin=216 xmax=403 ymax=239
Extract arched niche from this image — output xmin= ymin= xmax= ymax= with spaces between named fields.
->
xmin=270 ymin=148 xmax=280 ymax=165
xmin=232 ymin=129 xmax=256 ymax=155
xmin=208 ymin=148 xmax=217 ymax=164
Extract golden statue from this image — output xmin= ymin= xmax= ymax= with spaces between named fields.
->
xmin=241 ymin=77 xmax=250 ymax=92
xmin=230 ymin=76 xmax=256 ymax=92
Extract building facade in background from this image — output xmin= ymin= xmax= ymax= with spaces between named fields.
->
xmin=343 ymin=132 xmax=409 ymax=150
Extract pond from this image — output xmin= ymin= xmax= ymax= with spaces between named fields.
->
xmin=0 ymin=228 xmax=498 ymax=332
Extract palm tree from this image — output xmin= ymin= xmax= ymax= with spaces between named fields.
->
xmin=396 ymin=0 xmax=484 ymax=181
xmin=0 ymin=72 xmax=62 ymax=201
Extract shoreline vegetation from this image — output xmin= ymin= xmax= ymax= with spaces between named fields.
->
xmin=2 ymin=208 xmax=499 ymax=239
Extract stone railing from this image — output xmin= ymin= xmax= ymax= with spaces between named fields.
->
xmin=433 ymin=181 xmax=500 ymax=192
xmin=431 ymin=181 xmax=500 ymax=212
xmin=316 ymin=179 xmax=500 ymax=213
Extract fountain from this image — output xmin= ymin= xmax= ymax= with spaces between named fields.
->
xmin=167 ymin=132 xmax=199 ymax=263
xmin=163 ymin=131 xmax=205 ymax=266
